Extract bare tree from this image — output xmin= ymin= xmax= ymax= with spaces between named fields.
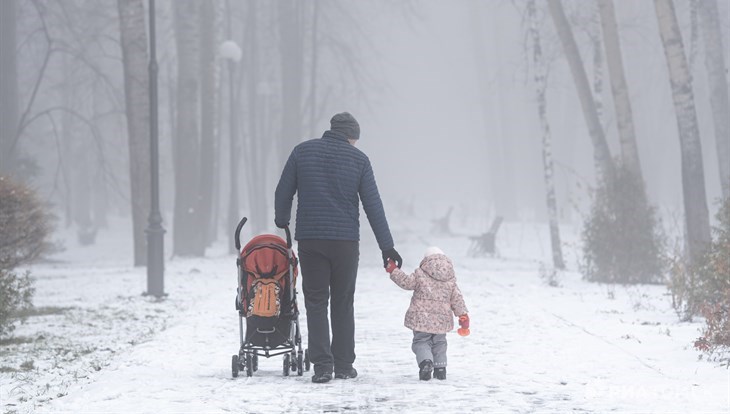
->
xmin=173 ymin=0 xmax=202 ymax=256
xmin=0 ymin=0 xmax=18 ymax=175
xmin=277 ymin=0 xmax=305 ymax=165
xmin=597 ymin=0 xmax=643 ymax=181
xmin=197 ymin=0 xmax=220 ymax=252
xmin=698 ymin=0 xmax=730 ymax=199
xmin=117 ymin=0 xmax=151 ymax=265
xmin=654 ymin=0 xmax=711 ymax=264
xmin=469 ymin=2 xmax=518 ymax=221
xmin=547 ymin=0 xmax=614 ymax=182
xmin=528 ymin=0 xmax=565 ymax=270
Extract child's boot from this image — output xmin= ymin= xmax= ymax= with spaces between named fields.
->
xmin=434 ymin=367 xmax=446 ymax=380
xmin=418 ymin=360 xmax=433 ymax=381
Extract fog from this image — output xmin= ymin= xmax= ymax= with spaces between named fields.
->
xmin=1 ymin=0 xmax=729 ymax=258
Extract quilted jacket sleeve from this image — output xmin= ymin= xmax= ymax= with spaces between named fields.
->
xmin=359 ymin=158 xmax=394 ymax=250
xmin=390 ymin=268 xmax=419 ymax=291
xmin=450 ymin=284 xmax=468 ymax=316
xmin=274 ymin=147 xmax=298 ymax=227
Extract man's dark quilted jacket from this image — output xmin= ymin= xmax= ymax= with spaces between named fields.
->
xmin=274 ymin=129 xmax=394 ymax=251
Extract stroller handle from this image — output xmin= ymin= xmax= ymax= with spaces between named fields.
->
xmin=284 ymin=226 xmax=292 ymax=249
xmin=234 ymin=217 xmax=248 ymax=251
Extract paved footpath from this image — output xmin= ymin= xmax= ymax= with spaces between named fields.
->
xmin=38 ymin=243 xmax=728 ymax=414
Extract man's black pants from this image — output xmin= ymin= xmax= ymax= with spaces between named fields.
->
xmin=298 ymin=239 xmax=359 ymax=375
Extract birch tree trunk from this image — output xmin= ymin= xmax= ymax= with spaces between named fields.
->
xmin=597 ymin=0 xmax=643 ymax=181
xmin=0 ymin=0 xmax=18 ymax=174
xmin=654 ymin=0 xmax=711 ymax=264
xmin=117 ymin=0 xmax=151 ymax=266
xmin=173 ymin=0 xmax=203 ymax=256
xmin=547 ymin=0 xmax=614 ymax=182
xmin=197 ymin=0 xmax=219 ymax=252
xmin=698 ymin=0 xmax=730 ymax=199
xmin=528 ymin=0 xmax=565 ymax=270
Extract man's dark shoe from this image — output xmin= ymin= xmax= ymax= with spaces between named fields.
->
xmin=311 ymin=372 xmax=332 ymax=383
xmin=418 ymin=360 xmax=433 ymax=381
xmin=334 ymin=367 xmax=358 ymax=379
xmin=434 ymin=367 xmax=446 ymax=380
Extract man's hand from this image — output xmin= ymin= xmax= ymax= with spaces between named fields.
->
xmin=274 ymin=219 xmax=288 ymax=229
xmin=385 ymin=259 xmax=397 ymax=273
xmin=382 ymin=248 xmax=402 ymax=269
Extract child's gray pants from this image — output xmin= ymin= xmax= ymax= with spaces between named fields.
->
xmin=412 ymin=331 xmax=447 ymax=368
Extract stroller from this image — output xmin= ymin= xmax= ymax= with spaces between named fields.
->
xmin=231 ymin=217 xmax=310 ymax=378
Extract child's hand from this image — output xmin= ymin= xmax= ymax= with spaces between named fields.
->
xmin=385 ymin=259 xmax=397 ymax=274
xmin=458 ymin=314 xmax=470 ymax=337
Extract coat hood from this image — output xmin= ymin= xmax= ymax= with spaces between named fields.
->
xmin=419 ymin=254 xmax=455 ymax=282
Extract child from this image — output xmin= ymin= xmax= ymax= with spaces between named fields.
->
xmin=386 ymin=247 xmax=469 ymax=381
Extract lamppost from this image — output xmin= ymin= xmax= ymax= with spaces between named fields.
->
xmin=146 ymin=0 xmax=165 ymax=297
xmin=219 ymin=40 xmax=242 ymax=253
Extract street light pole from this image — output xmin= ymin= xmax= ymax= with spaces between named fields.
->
xmin=146 ymin=0 xmax=165 ymax=297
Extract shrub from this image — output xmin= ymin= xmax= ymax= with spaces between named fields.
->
xmin=686 ymin=198 xmax=730 ymax=364
xmin=0 ymin=175 xmax=52 ymax=270
xmin=0 ymin=269 xmax=34 ymax=338
xmin=671 ymin=198 xmax=730 ymax=320
xmin=0 ymin=176 xmax=52 ymax=337
xmin=580 ymin=164 xmax=665 ymax=284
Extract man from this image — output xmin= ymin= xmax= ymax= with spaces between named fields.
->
xmin=275 ymin=112 xmax=402 ymax=383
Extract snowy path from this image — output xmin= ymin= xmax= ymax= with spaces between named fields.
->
xmin=2 ymin=219 xmax=727 ymax=414
xmin=31 ymin=237 xmax=728 ymax=414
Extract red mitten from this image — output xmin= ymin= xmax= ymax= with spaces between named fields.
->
xmin=385 ymin=259 xmax=397 ymax=274
xmin=458 ymin=314 xmax=470 ymax=337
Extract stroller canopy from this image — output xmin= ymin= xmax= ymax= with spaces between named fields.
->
xmin=241 ymin=235 xmax=298 ymax=279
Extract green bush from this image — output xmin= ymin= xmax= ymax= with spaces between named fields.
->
xmin=0 ymin=176 xmax=52 ymax=270
xmin=0 ymin=176 xmax=52 ymax=337
xmin=670 ymin=198 xmax=730 ymax=320
xmin=0 ymin=269 xmax=34 ymax=338
xmin=580 ymin=164 xmax=665 ymax=284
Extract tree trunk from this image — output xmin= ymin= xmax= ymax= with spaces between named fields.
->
xmin=528 ymin=0 xmax=565 ymax=270
xmin=245 ymin=0 xmax=268 ymax=234
xmin=0 ymin=0 xmax=18 ymax=174
xmin=469 ymin=3 xmax=518 ymax=220
xmin=308 ymin=0 xmax=319 ymax=138
xmin=117 ymin=0 xmax=151 ymax=265
xmin=654 ymin=0 xmax=711 ymax=264
xmin=173 ymin=0 xmax=203 ymax=256
xmin=197 ymin=0 xmax=219 ymax=253
xmin=597 ymin=0 xmax=643 ymax=181
xmin=698 ymin=0 xmax=730 ymax=199
xmin=592 ymin=35 xmax=604 ymax=129
xmin=547 ymin=0 xmax=614 ymax=182
xmin=278 ymin=0 xmax=304 ymax=165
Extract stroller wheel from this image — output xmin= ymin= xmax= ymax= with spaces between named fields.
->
xmin=304 ymin=349 xmax=311 ymax=371
xmin=245 ymin=354 xmax=253 ymax=377
xmin=231 ymin=355 xmax=240 ymax=378
xmin=283 ymin=353 xmax=291 ymax=376
xmin=290 ymin=351 xmax=297 ymax=371
xmin=252 ymin=354 xmax=259 ymax=372
xmin=296 ymin=350 xmax=304 ymax=376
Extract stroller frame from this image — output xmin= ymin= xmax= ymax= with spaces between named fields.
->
xmin=231 ymin=217 xmax=310 ymax=378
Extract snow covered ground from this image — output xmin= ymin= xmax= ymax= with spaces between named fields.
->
xmin=1 ymin=217 xmax=728 ymax=413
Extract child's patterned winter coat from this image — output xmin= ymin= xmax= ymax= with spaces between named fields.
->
xmin=390 ymin=254 xmax=468 ymax=334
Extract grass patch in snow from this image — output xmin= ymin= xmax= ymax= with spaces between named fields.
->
xmin=11 ymin=306 xmax=73 ymax=319
xmin=0 ymin=336 xmax=35 ymax=346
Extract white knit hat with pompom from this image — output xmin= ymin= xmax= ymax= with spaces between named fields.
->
xmin=423 ymin=246 xmax=444 ymax=258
